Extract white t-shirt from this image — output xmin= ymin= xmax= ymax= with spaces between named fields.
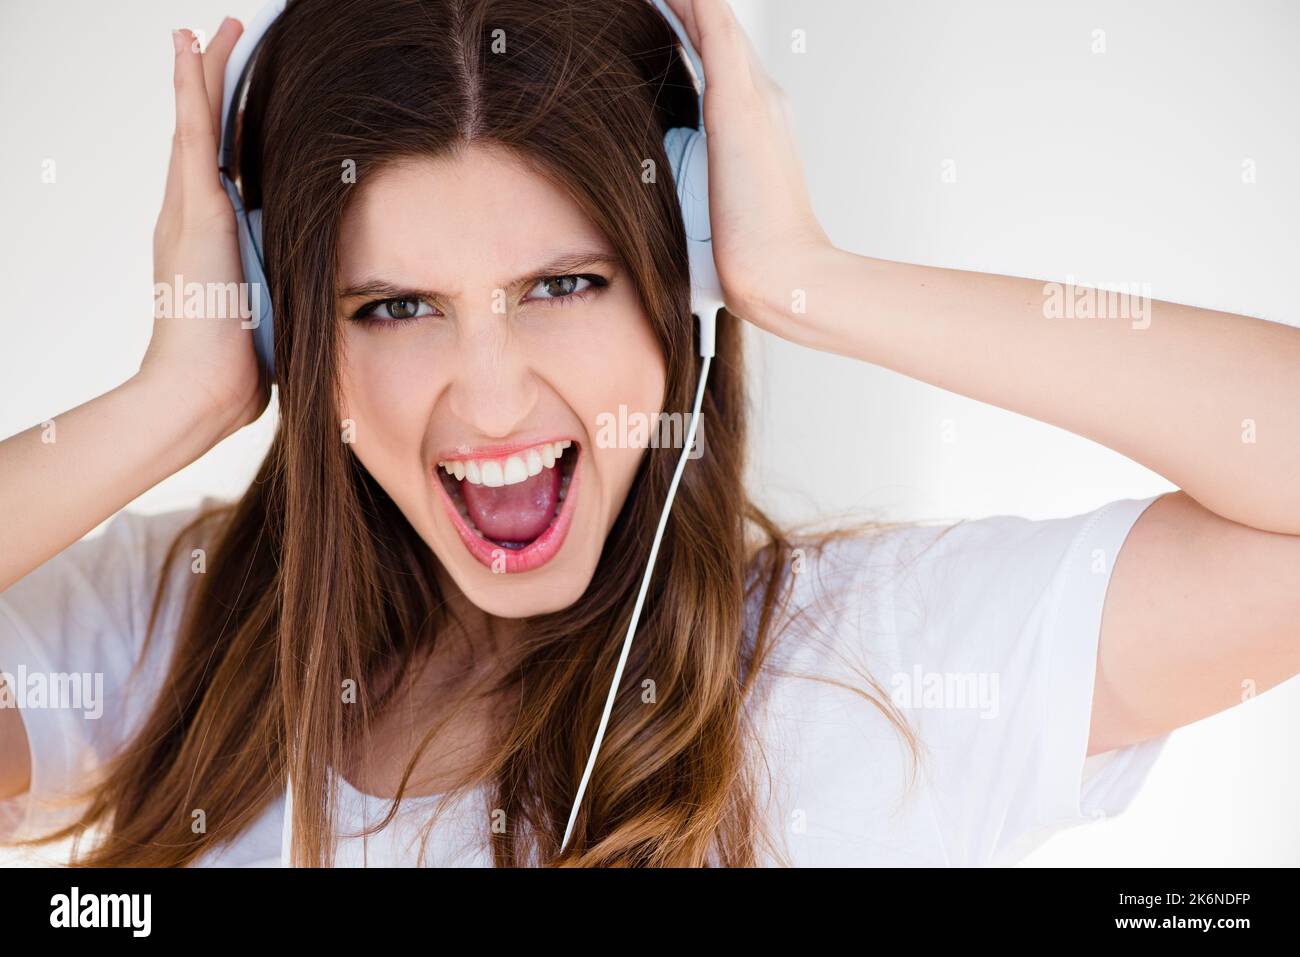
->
xmin=0 ymin=493 xmax=1171 ymax=866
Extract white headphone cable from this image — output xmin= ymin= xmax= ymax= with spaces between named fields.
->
xmin=559 ymin=336 xmax=714 ymax=856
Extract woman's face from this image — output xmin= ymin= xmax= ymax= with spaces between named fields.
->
xmin=336 ymin=144 xmax=666 ymax=618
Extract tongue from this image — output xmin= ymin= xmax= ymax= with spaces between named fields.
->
xmin=461 ymin=466 xmax=560 ymax=544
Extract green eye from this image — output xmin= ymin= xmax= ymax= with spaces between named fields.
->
xmin=384 ymin=298 xmax=425 ymax=319
xmin=526 ymin=274 xmax=608 ymax=303
xmin=350 ymin=297 xmax=439 ymax=326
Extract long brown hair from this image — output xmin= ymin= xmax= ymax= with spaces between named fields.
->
xmin=13 ymin=0 xmax=918 ymax=866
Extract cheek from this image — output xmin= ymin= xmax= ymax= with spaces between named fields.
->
xmin=534 ymin=292 xmax=666 ymax=523
xmin=535 ymin=287 xmax=667 ymax=428
xmin=339 ymin=330 xmax=439 ymax=471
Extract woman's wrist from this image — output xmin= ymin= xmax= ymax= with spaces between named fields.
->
xmin=124 ymin=368 xmax=249 ymax=450
xmin=739 ymin=242 xmax=884 ymax=362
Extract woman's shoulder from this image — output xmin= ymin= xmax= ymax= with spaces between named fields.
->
xmin=744 ymin=494 xmax=1165 ymax=675
xmin=740 ymin=495 xmax=1171 ymax=866
xmin=0 ymin=495 xmax=235 ymax=667
xmin=29 ymin=494 xmax=233 ymax=575
xmin=95 ymin=494 xmax=234 ymax=558
xmin=0 ymin=495 xmax=236 ymax=842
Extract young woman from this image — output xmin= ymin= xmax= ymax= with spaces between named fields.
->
xmin=1 ymin=0 xmax=1297 ymax=868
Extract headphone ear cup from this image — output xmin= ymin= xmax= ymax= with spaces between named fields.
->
xmin=663 ymin=126 xmax=722 ymax=339
xmin=240 ymin=207 xmax=275 ymax=376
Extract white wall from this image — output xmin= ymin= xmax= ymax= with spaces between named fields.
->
xmin=1 ymin=0 xmax=1297 ymax=866
xmin=0 ymin=0 xmax=279 ymax=519
xmin=744 ymin=0 xmax=1300 ymax=866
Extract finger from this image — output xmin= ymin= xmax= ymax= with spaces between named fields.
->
xmin=172 ymin=28 xmax=222 ymax=200
xmin=662 ymin=0 xmax=755 ymax=98
xmin=660 ymin=0 xmax=700 ymax=49
xmin=203 ymin=18 xmax=244 ymax=139
xmin=162 ymin=32 xmax=183 ymax=213
xmin=659 ymin=0 xmax=703 ymax=82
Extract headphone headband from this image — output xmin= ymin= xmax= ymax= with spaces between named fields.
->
xmin=219 ymin=0 xmax=702 ymax=205
xmin=651 ymin=0 xmax=706 ymax=110
xmin=219 ymin=0 xmax=287 ymax=188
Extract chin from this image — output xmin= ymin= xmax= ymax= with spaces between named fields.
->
xmin=426 ymin=519 xmax=600 ymax=619
xmin=446 ymin=557 xmax=595 ymax=619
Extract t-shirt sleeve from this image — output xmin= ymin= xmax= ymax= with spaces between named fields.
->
xmin=884 ymin=493 xmax=1171 ymax=866
xmin=0 ymin=500 xmax=218 ymax=841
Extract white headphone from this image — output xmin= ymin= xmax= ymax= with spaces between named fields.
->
xmin=216 ymin=0 xmax=722 ymax=865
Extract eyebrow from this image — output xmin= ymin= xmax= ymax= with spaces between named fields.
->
xmin=337 ymin=248 xmax=622 ymax=302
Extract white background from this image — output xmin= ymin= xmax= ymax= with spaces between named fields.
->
xmin=1 ymin=0 xmax=1297 ymax=866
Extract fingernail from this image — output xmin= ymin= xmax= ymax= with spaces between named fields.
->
xmin=172 ymin=29 xmax=186 ymax=55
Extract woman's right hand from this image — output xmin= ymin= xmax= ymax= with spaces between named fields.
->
xmin=140 ymin=20 xmax=269 ymax=441
xmin=1 ymin=19 xmax=269 ymax=599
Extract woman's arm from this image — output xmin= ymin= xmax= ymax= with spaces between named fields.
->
xmin=660 ymin=0 xmax=1300 ymax=755
xmin=744 ymin=247 xmax=1300 ymax=752
xmin=0 ymin=374 xmax=237 ymax=595
xmin=1089 ymin=491 xmax=1300 ymax=754
xmin=2 ymin=20 xmax=261 ymax=593
xmin=747 ymin=247 xmax=1300 ymax=537
xmin=663 ymin=0 xmax=1300 ymax=535
xmin=751 ymin=248 xmax=1300 ymax=754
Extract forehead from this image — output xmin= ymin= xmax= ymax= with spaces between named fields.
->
xmin=337 ymin=144 xmax=610 ymax=291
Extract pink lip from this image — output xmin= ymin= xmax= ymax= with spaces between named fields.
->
xmin=431 ymin=445 xmax=582 ymax=575
xmin=436 ymin=435 xmax=578 ymax=463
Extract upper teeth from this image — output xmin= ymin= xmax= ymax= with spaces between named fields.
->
xmin=438 ymin=440 xmax=573 ymax=488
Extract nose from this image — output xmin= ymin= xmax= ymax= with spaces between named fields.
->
xmin=443 ymin=311 xmax=541 ymax=439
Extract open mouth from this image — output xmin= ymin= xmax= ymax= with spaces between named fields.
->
xmin=433 ymin=439 xmax=580 ymax=574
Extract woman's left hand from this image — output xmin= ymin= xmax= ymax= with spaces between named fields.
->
xmin=660 ymin=0 xmax=834 ymax=341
